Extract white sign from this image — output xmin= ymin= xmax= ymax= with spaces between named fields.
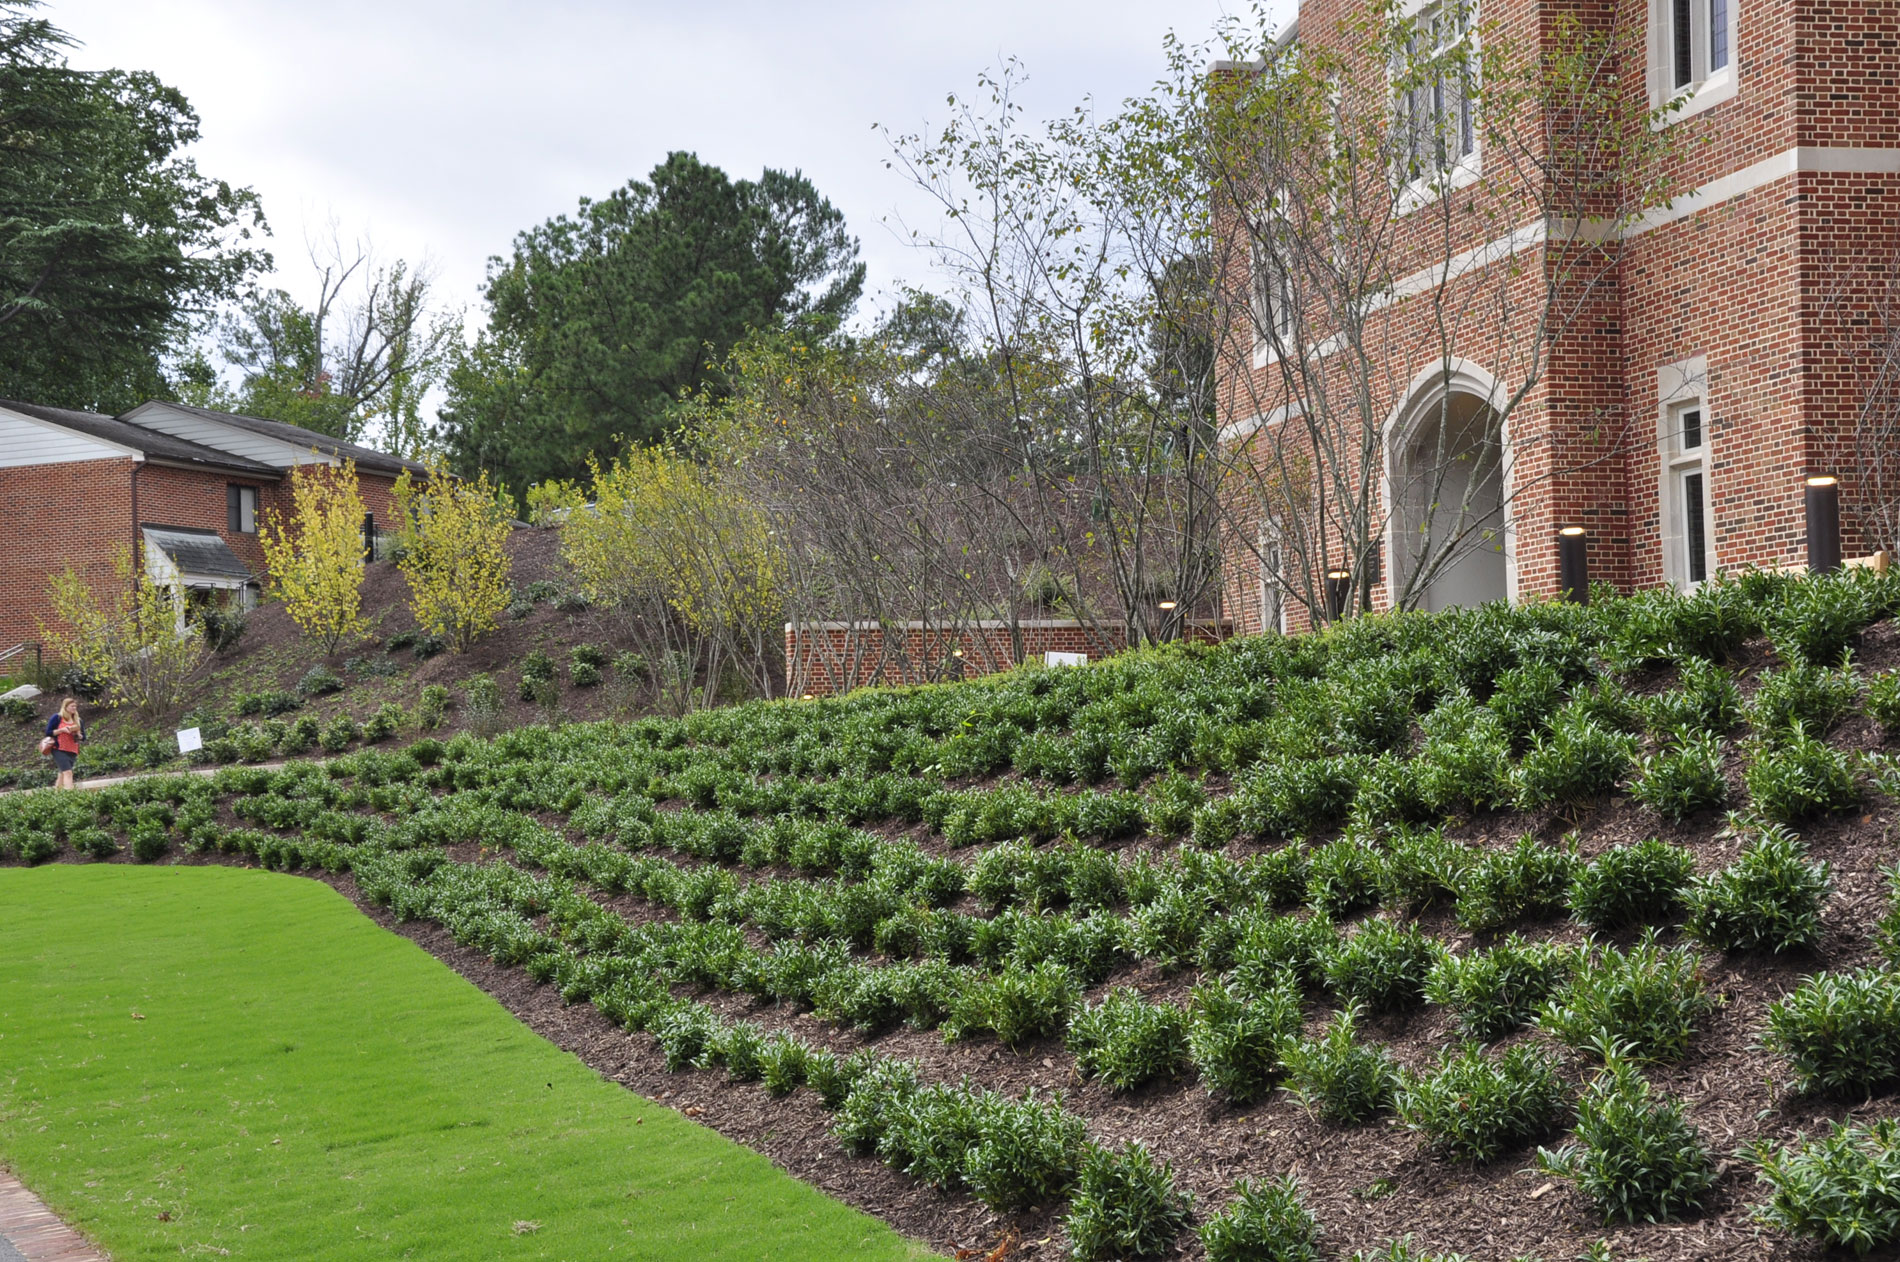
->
xmin=175 ymin=727 xmax=203 ymax=754
xmin=1044 ymin=651 xmax=1088 ymax=668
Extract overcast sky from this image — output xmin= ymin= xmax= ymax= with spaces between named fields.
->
xmin=48 ymin=0 xmax=1292 ymax=331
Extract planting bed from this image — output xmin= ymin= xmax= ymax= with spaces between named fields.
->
xmin=5 ymin=568 xmax=1900 ymax=1260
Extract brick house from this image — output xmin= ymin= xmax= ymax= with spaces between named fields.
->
xmin=0 ymin=399 xmax=422 ymax=654
xmin=1215 ymin=0 xmax=1898 ymax=634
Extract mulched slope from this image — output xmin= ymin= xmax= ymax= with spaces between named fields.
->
xmin=7 ymin=610 xmax=1900 ymax=1260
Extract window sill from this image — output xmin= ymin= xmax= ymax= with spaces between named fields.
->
xmin=1652 ymin=70 xmax=1735 ymax=129
xmin=1395 ymin=154 xmax=1482 ymax=217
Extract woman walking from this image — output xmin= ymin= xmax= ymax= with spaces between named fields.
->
xmin=48 ymin=698 xmax=81 ymax=790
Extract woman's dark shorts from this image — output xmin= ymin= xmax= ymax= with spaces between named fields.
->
xmin=52 ymin=750 xmax=76 ymax=772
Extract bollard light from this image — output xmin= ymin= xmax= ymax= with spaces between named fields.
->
xmin=1557 ymin=527 xmax=1589 ymax=604
xmin=1324 ymin=569 xmax=1352 ymax=620
xmin=1805 ymin=476 xmax=1841 ymax=574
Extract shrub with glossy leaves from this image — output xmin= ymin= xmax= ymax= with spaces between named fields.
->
xmin=1454 ymin=833 xmax=1577 ymax=931
xmin=1280 ymin=1006 xmax=1398 ymax=1124
xmin=1537 ymin=930 xmax=1712 ymax=1062
xmin=1395 ymin=1042 xmax=1568 ymax=1163
xmin=1683 ymin=824 xmax=1830 ymax=953
xmin=1225 ymin=910 xmax=1337 ymax=996
xmin=1747 ymin=661 xmax=1864 ymax=736
xmin=1629 ymin=734 xmax=1730 ymax=821
xmin=1568 ymin=839 xmax=1696 ymax=930
xmin=1304 ymin=837 xmax=1384 ymax=918
xmin=1067 ymin=988 xmax=1191 ymax=1092
xmin=1318 ymin=917 xmax=1435 ymax=1012
xmin=1537 ymin=1055 xmax=1716 ymax=1223
xmin=1425 ymin=936 xmax=1578 ymax=1041
xmin=1748 ymin=1119 xmax=1900 ymax=1252
xmin=1513 ymin=708 xmax=1637 ymax=810
xmin=1640 ymin=657 xmax=1742 ymax=738
xmin=1189 ymin=977 xmax=1302 ymax=1105
xmin=1064 ymin=1141 xmax=1194 ymax=1261
xmin=962 ymin=1091 xmax=1088 ymax=1212
xmin=1745 ymin=726 xmax=1861 ymax=823
xmin=943 ymin=960 xmax=1079 ymax=1050
xmin=1765 ymin=967 xmax=1900 ymax=1095
xmin=1198 ymin=1175 xmax=1323 ymax=1262
xmin=1870 ymin=670 xmax=1900 ymax=737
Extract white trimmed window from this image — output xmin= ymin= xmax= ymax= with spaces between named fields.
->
xmin=1649 ymin=0 xmax=1737 ymax=119
xmin=1660 ymin=390 xmax=1715 ymax=588
xmin=1393 ymin=1 xmax=1478 ymax=189
xmin=1249 ymin=205 xmax=1296 ymax=354
xmin=1259 ymin=526 xmax=1288 ymax=634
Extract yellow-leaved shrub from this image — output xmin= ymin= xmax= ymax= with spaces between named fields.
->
xmin=258 ymin=460 xmax=368 ymax=653
xmin=392 ymin=460 xmax=514 ymax=652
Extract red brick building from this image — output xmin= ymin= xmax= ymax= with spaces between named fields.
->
xmin=0 ymin=399 xmax=420 ymax=654
xmin=1215 ymin=0 xmax=1898 ymax=633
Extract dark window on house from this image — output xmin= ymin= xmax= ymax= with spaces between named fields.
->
xmin=227 ymin=485 xmax=258 ymax=534
xmin=1683 ymin=470 xmax=1709 ymax=583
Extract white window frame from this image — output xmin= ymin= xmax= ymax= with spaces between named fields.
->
xmin=1248 ymin=200 xmax=1297 ymax=360
xmin=1391 ymin=0 xmax=1481 ymax=210
xmin=1657 ymin=358 xmax=1716 ymax=589
xmin=1258 ymin=523 xmax=1289 ymax=634
xmin=1648 ymin=0 xmax=1737 ymax=124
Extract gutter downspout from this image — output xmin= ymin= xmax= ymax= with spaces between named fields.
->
xmin=130 ymin=454 xmax=143 ymax=589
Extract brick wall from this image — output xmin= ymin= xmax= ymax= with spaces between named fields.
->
xmin=1214 ymin=0 xmax=1898 ymax=620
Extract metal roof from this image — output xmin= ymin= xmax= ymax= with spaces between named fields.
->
xmin=0 ymin=399 xmax=280 ymax=476
xmin=144 ymin=402 xmax=427 ymax=477
xmin=141 ymin=524 xmax=255 ymax=582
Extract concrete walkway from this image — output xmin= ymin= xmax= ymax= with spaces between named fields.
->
xmin=0 ymin=1170 xmax=106 ymax=1261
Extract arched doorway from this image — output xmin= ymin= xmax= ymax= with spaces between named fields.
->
xmin=1388 ymin=375 xmax=1510 ymax=612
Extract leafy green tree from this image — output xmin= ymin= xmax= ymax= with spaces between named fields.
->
xmin=0 ymin=1 xmax=268 ymax=411
xmin=440 ymin=151 xmax=863 ymax=495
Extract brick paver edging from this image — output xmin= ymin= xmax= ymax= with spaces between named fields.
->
xmin=0 ymin=1169 xmax=107 ymax=1261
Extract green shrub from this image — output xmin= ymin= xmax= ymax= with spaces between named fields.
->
xmin=524 ymin=579 xmax=559 ymax=603
xmin=943 ymin=961 xmax=1078 ymax=1050
xmin=281 ymin=713 xmax=320 ymax=755
xmin=760 ymin=1033 xmax=813 ymax=1094
xmin=1640 ymin=657 xmax=1741 ymax=738
xmin=232 ymin=689 xmax=300 ymax=717
xmin=1414 ymin=696 xmax=1515 ymax=813
xmin=1513 ymin=708 xmax=1636 ymax=810
xmin=1454 ymin=833 xmax=1577 ymax=931
xmin=1487 ymin=661 xmax=1568 ymax=750
xmin=199 ymin=605 xmax=247 ymax=653
xmin=1629 ymin=734 xmax=1730 ymax=820
xmin=1280 ymin=1006 xmax=1398 ymax=1124
xmin=1537 ymin=1056 xmax=1716 ymax=1223
xmin=1188 ymin=977 xmax=1302 ymax=1105
xmin=714 ymin=1021 xmax=767 ymax=1082
xmin=1304 ymin=837 xmax=1383 ymax=918
xmin=651 ymin=1003 xmax=721 ymax=1072
xmin=362 ymin=702 xmax=405 ymax=744
xmin=1395 ymin=1043 xmax=1568 ymax=1163
xmin=571 ymin=659 xmax=601 ymax=688
xmin=1869 ymin=671 xmax=1900 ymax=737
xmin=1225 ymin=910 xmax=1336 ymax=996
xmin=1683 ymin=824 xmax=1829 ymax=953
xmin=805 ymin=1047 xmax=878 ymax=1109
xmin=462 ymin=674 xmax=505 ymax=735
xmin=130 ymin=826 xmax=169 ymax=862
xmin=72 ymin=827 xmax=119 ymax=860
xmin=1537 ymin=931 xmax=1712 ymax=1062
xmin=1748 ymin=1119 xmax=1900 ymax=1252
xmin=1745 ymin=725 xmax=1862 ymax=822
xmin=416 ymin=684 xmax=451 ymax=730
xmin=1425 ymin=936 xmax=1577 ymax=1042
xmin=518 ymin=650 xmax=556 ymax=699
xmin=1064 ymin=1141 xmax=1194 ymax=1261
xmin=1376 ymin=827 xmax=1469 ymax=913
xmin=1748 ymin=661 xmax=1864 ymax=736
xmin=1764 ymin=968 xmax=1900 ymax=1095
xmin=318 ymin=714 xmax=359 ymax=753
xmin=1198 ymin=1175 xmax=1323 ymax=1262
xmin=1127 ymin=883 xmax=1212 ymax=972
xmin=1763 ymin=574 xmax=1880 ymax=667
xmin=833 ymin=1057 xmax=919 ymax=1155
xmin=1067 ymin=988 xmax=1191 ymax=1092
xmin=1318 ymin=917 xmax=1435 ymax=1012
xmin=554 ymin=589 xmax=590 ymax=612
xmin=296 ymin=665 xmax=344 ymax=697
xmin=961 ymin=1091 xmax=1088 ymax=1212
xmin=1145 ymin=772 xmax=1205 ymax=837
xmin=1568 ymin=839 xmax=1696 ymax=930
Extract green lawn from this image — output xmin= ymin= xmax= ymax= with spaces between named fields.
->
xmin=0 ymin=864 xmax=932 ymax=1261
